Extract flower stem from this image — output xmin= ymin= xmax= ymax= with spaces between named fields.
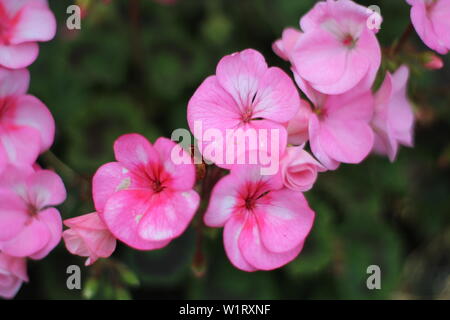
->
xmin=390 ymin=22 xmax=414 ymax=56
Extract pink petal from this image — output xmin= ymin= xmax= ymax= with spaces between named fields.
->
xmin=113 ymin=133 xmax=159 ymax=171
xmin=255 ymin=190 xmax=314 ymax=253
xmin=10 ymin=95 xmax=55 ymax=152
xmin=292 ymin=29 xmax=349 ymax=86
xmin=0 ymin=42 xmax=39 ymax=69
xmin=29 ymin=208 xmax=62 ymax=260
xmin=102 ymin=189 xmax=171 ymax=250
xmin=287 ymin=99 xmax=312 ymax=145
xmin=238 ymin=214 xmax=304 ymax=271
xmin=223 ymin=215 xmax=257 ymax=272
xmin=0 ymin=189 xmax=28 ymax=241
xmin=0 ymin=125 xmax=41 ymax=165
xmin=308 ymin=114 xmax=340 ymax=170
xmin=0 ymin=67 xmax=29 ymax=97
xmin=272 ymin=27 xmax=303 ymax=61
xmin=204 ymin=174 xmax=240 ymax=227
xmin=138 ymin=190 xmax=200 ymax=242
xmin=26 ymin=169 xmax=66 ymax=209
xmin=9 ymin=0 xmax=56 ymax=44
xmin=216 ymin=49 xmax=267 ymax=109
xmin=0 ymin=215 xmax=50 ymax=257
xmin=251 ymin=67 xmax=300 ymax=123
xmin=92 ymin=162 xmax=138 ymax=212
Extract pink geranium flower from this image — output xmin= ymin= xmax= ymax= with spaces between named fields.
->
xmin=93 ymin=134 xmax=200 ymax=250
xmin=204 ymin=165 xmax=315 ymax=271
xmin=372 ymin=66 xmax=415 ymax=161
xmin=63 ymin=212 xmax=117 ymax=266
xmin=305 ymin=85 xmax=375 ymax=170
xmin=0 ymin=0 xmax=56 ymax=69
xmin=0 ymin=165 xmax=66 ymax=259
xmin=277 ymin=0 xmax=382 ymax=95
xmin=280 ymin=146 xmax=326 ymax=192
xmin=0 ymin=67 xmax=54 ymax=169
xmin=187 ymin=49 xmax=300 ymax=167
xmin=0 ymin=252 xmax=27 ymax=299
xmin=407 ymin=0 xmax=450 ymax=54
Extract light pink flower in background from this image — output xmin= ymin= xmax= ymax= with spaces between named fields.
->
xmin=272 ymin=27 xmax=302 ymax=61
xmin=0 ymin=165 xmax=65 ymax=259
xmin=204 ymin=165 xmax=315 ymax=271
xmin=0 ymin=0 xmax=57 ymax=69
xmin=93 ymin=134 xmax=200 ymax=250
xmin=407 ymin=0 xmax=450 ymax=54
xmin=286 ymin=98 xmax=312 ymax=146
xmin=0 ymin=252 xmax=27 ymax=299
xmin=307 ymin=87 xmax=375 ymax=170
xmin=280 ymin=146 xmax=326 ymax=192
xmin=0 ymin=67 xmax=55 ymax=168
xmin=372 ymin=66 xmax=415 ymax=161
xmin=282 ymin=0 xmax=381 ymax=95
xmin=63 ymin=212 xmax=117 ymax=266
xmin=188 ymin=49 xmax=300 ymax=167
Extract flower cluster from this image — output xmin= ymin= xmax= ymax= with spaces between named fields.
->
xmin=2 ymin=0 xmax=448 ymax=298
xmin=0 ymin=0 xmax=58 ymax=299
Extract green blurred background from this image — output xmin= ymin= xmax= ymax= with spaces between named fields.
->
xmin=17 ymin=0 xmax=450 ymax=299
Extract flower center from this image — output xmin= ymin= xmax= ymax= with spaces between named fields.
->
xmin=151 ymin=179 xmax=165 ymax=193
xmin=342 ymin=34 xmax=356 ymax=48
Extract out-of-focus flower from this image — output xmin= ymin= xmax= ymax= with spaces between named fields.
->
xmin=63 ymin=212 xmax=116 ymax=266
xmin=187 ymin=49 xmax=300 ymax=167
xmin=280 ymin=146 xmax=326 ymax=192
xmin=407 ymin=0 xmax=450 ymax=54
xmin=275 ymin=0 xmax=382 ymax=95
xmin=0 ymin=252 xmax=27 ymax=299
xmin=92 ymin=134 xmax=199 ymax=250
xmin=0 ymin=165 xmax=66 ymax=259
xmin=0 ymin=67 xmax=54 ymax=169
xmin=204 ymin=165 xmax=315 ymax=271
xmin=0 ymin=0 xmax=56 ymax=69
xmin=372 ymin=65 xmax=415 ymax=161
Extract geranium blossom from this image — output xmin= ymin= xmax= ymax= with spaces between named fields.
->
xmin=204 ymin=165 xmax=315 ymax=271
xmin=63 ymin=212 xmax=117 ymax=266
xmin=0 ymin=0 xmax=56 ymax=69
xmin=372 ymin=66 xmax=415 ymax=161
xmin=276 ymin=0 xmax=382 ymax=95
xmin=187 ymin=49 xmax=300 ymax=167
xmin=93 ymin=134 xmax=200 ymax=250
xmin=0 ymin=165 xmax=65 ymax=259
xmin=306 ymin=86 xmax=375 ymax=170
xmin=0 ymin=252 xmax=27 ymax=299
xmin=0 ymin=67 xmax=54 ymax=169
xmin=407 ymin=0 xmax=450 ymax=54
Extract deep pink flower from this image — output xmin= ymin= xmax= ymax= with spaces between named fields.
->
xmin=0 ymin=252 xmax=27 ymax=299
xmin=372 ymin=66 xmax=415 ymax=161
xmin=204 ymin=165 xmax=315 ymax=271
xmin=280 ymin=146 xmax=326 ymax=192
xmin=63 ymin=212 xmax=117 ymax=266
xmin=286 ymin=98 xmax=312 ymax=146
xmin=0 ymin=0 xmax=56 ymax=69
xmin=407 ymin=0 xmax=450 ymax=54
xmin=305 ymin=85 xmax=375 ymax=170
xmin=424 ymin=53 xmax=444 ymax=70
xmin=0 ymin=165 xmax=65 ymax=259
xmin=93 ymin=134 xmax=200 ymax=250
xmin=187 ymin=49 xmax=300 ymax=167
xmin=279 ymin=0 xmax=381 ymax=95
xmin=0 ymin=67 xmax=54 ymax=169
